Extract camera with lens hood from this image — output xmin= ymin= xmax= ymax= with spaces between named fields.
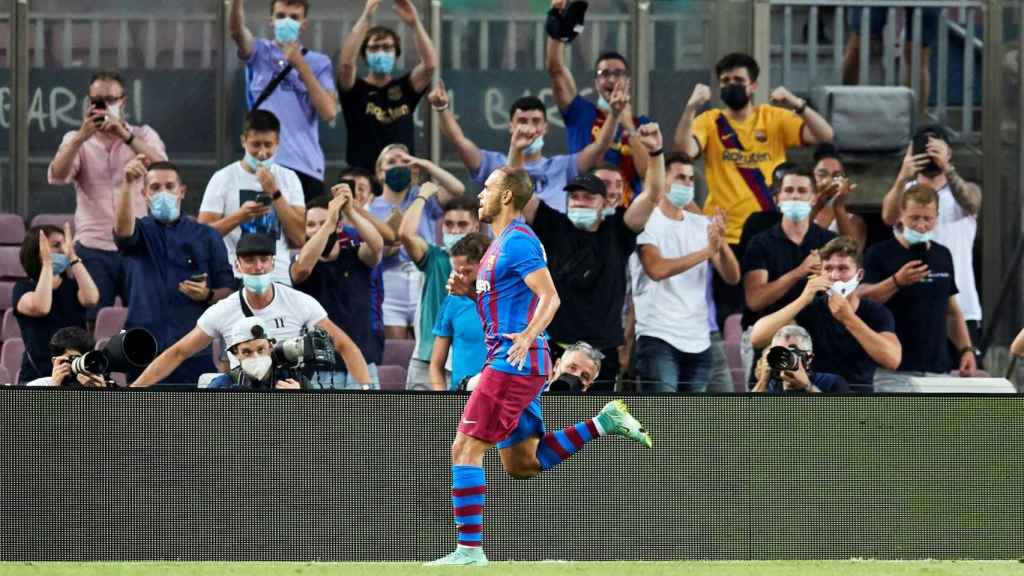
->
xmin=69 ymin=328 xmax=159 ymax=382
xmin=271 ymin=328 xmax=335 ymax=370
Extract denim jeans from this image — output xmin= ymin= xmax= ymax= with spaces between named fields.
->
xmin=310 ymin=364 xmax=380 ymax=390
xmin=635 ymin=336 xmax=713 ymax=393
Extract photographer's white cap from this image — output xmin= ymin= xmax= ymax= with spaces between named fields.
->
xmin=226 ymin=317 xmax=273 ymax=350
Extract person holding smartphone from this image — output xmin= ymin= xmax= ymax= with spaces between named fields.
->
xmin=47 ymin=69 xmax=167 ymax=323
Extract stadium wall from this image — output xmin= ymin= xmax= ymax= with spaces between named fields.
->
xmin=0 ymin=390 xmax=1020 ymax=561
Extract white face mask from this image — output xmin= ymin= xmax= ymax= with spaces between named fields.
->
xmin=240 ymin=356 xmax=273 ymax=380
xmin=106 ymin=104 xmax=122 ymax=122
xmin=829 ymin=275 xmax=861 ymax=297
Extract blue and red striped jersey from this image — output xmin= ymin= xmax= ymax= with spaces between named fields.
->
xmin=475 ymin=219 xmax=551 ymax=376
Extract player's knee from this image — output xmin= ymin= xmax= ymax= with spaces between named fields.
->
xmin=505 ymin=462 xmax=540 ymax=480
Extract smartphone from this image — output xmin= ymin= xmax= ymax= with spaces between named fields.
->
xmin=189 ymin=273 xmax=208 ymax=283
xmin=91 ymin=98 xmax=107 ymax=125
xmin=912 ymin=131 xmax=941 ymax=175
xmin=255 ymin=195 xmax=273 ymax=207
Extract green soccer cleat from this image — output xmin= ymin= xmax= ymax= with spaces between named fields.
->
xmin=598 ymin=399 xmax=653 ymax=448
xmin=424 ymin=546 xmax=490 ymax=566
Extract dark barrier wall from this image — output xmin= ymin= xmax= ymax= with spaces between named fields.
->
xmin=0 ymin=390 xmax=1021 ymax=561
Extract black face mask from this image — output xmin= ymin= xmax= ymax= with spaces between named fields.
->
xmin=720 ymin=83 xmax=750 ymax=111
xmin=322 ymin=233 xmax=338 ymax=258
xmin=548 ymin=372 xmax=584 ymax=392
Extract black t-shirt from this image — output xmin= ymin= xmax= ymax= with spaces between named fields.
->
xmin=864 ymin=238 xmax=958 ymax=373
xmin=339 ymin=73 xmax=427 ymax=172
xmin=532 ymin=203 xmax=637 ymax=349
xmin=796 ymin=297 xmax=896 ymax=386
xmin=292 ymin=229 xmax=379 ymax=366
xmin=741 ymin=223 xmax=837 ymax=328
xmin=12 ymin=277 xmax=87 ymax=382
xmin=738 ymin=211 xmax=781 ymax=250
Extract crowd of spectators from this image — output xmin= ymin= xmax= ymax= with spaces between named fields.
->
xmin=5 ymin=0 xmax=1009 ymax=393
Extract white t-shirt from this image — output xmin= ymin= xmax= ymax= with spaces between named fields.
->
xmin=200 ymin=161 xmax=305 ymax=286
xmin=197 ymin=285 xmax=328 ymax=367
xmin=906 ymin=181 xmax=982 ymax=321
xmin=630 ymin=207 xmax=712 ymax=353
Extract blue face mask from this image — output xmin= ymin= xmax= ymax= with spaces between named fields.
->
xmin=567 ymin=207 xmax=600 ymax=230
xmin=443 ymin=233 xmax=465 ymax=251
xmin=779 ymin=200 xmax=812 ymax=222
xmin=274 ymin=18 xmax=302 ymax=44
xmin=244 ymin=152 xmax=275 ymax=171
xmin=384 ymin=166 xmax=412 ymax=192
xmin=149 ymin=191 xmax=180 ymax=223
xmin=903 ymin=227 xmax=934 ymax=245
xmin=367 ymin=51 xmax=396 ymax=75
xmin=524 ymin=136 xmax=545 ymax=156
xmin=242 ymin=272 xmax=273 ymax=295
xmin=51 ymin=253 xmax=70 ymax=276
xmin=597 ymin=96 xmax=612 ymax=112
xmin=602 ymin=207 xmax=616 ymax=217
xmin=668 ymin=183 xmax=695 ymax=207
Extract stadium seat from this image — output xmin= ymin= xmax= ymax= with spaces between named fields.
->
xmin=0 ymin=214 xmax=26 ymax=246
xmin=0 ymin=280 xmax=14 ymax=311
xmin=382 ymin=338 xmax=415 ymax=369
xmin=378 ymin=365 xmax=407 ymax=391
xmin=2 ymin=308 xmax=20 ymax=341
xmin=0 ymin=246 xmax=27 ymax=279
xmin=30 ymin=214 xmax=75 ymax=232
xmin=1 ymin=338 xmax=24 ymax=386
xmin=94 ymin=307 xmax=128 ymax=341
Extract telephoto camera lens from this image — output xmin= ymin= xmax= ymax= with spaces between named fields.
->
xmin=766 ymin=346 xmax=801 ymax=372
xmin=70 ymin=351 xmax=109 ymax=377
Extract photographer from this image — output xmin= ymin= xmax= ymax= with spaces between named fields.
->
xmin=207 ymin=318 xmax=305 ymax=390
xmin=24 ymin=327 xmax=106 ymax=388
xmin=547 ymin=341 xmax=606 ymax=393
xmin=751 ymin=325 xmax=849 ymax=393
xmin=131 ymin=233 xmax=370 ymax=388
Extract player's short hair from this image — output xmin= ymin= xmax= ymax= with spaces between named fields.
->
xmin=269 ymin=0 xmax=309 ymax=17
xmin=496 ymin=167 xmax=534 ymax=211
xmin=361 ymin=26 xmax=402 ymax=61
xmin=449 ymin=233 xmax=491 ymax=264
xmin=509 ymin=97 xmax=547 ymax=122
xmin=49 ymin=327 xmax=95 ymax=358
xmin=563 ymin=341 xmax=605 ymax=377
xmin=595 ymin=51 xmax=630 ymax=71
xmin=819 ymin=236 xmax=862 ymax=268
xmin=715 ymin=52 xmax=760 ymax=82
xmin=243 ymin=110 xmax=281 ymax=135
xmin=666 ymin=153 xmax=693 ymax=172
xmin=902 ymin=183 xmax=939 ymax=209
xmin=443 ymin=196 xmax=480 ymax=218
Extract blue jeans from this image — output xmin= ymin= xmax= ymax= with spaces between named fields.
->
xmin=309 ymin=364 xmax=380 ymax=390
xmin=635 ymin=336 xmax=712 ymax=393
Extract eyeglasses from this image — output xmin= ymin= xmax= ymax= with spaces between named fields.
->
xmin=595 ymin=69 xmax=629 ymax=80
xmin=91 ymin=95 xmax=123 ymax=104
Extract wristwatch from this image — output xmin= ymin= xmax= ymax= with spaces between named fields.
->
xmin=270 ymin=190 xmax=282 ymax=201
xmin=794 ymin=100 xmax=808 ymax=115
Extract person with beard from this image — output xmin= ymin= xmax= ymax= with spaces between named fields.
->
xmin=207 ymin=317 xmax=306 ymax=390
xmin=672 ymin=53 xmax=834 ymax=322
xmin=291 ymin=186 xmax=384 ymax=389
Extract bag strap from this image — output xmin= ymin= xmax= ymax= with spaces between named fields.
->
xmin=239 ymin=290 xmax=255 ymax=318
xmin=251 ymin=48 xmax=309 ymax=111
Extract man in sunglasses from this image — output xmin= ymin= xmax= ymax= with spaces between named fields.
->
xmin=751 ymin=325 xmax=848 ymax=394
xmin=48 ymin=69 xmax=168 ymax=322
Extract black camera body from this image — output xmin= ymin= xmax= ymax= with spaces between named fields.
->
xmin=271 ymin=328 xmax=335 ymax=370
xmin=766 ymin=345 xmax=807 ymax=376
xmin=912 ymin=130 xmax=943 ymax=177
xmin=69 ymin=328 xmax=159 ymax=380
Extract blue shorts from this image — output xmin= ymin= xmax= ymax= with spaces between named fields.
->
xmin=846 ymin=7 xmax=941 ymax=47
xmin=496 ymin=387 xmax=546 ymax=450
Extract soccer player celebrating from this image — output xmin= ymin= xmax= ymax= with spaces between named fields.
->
xmin=428 ymin=166 xmax=653 ymax=566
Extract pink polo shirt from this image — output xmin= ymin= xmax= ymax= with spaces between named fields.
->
xmin=47 ymin=125 xmax=167 ymax=251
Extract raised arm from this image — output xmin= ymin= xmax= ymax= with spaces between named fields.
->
xmin=346 ymin=199 xmax=384 ymax=269
xmin=827 ymin=293 xmax=902 ymax=370
xmin=672 ymin=84 xmax=709 ymax=158
xmin=132 ymin=327 xmax=214 ymax=386
xmin=281 ymin=43 xmax=338 ymax=123
xmin=402 ymin=153 xmax=465 ymax=201
xmin=15 ymin=231 xmax=55 ymax=318
xmin=398 ymin=182 xmax=441 ymax=264
xmin=114 ymin=155 xmax=148 ymax=240
xmin=882 ymin=146 xmax=927 ymax=225
xmin=428 ymin=81 xmax=482 ymax=174
xmin=622 ymin=123 xmax=664 ymax=233
xmin=750 ymin=276 xmax=828 ymax=349
xmin=505 ymin=266 xmax=561 ymax=370
xmin=544 ymin=0 xmax=578 ymax=110
xmin=770 ymin=87 xmax=833 ymax=144
xmin=928 ymin=137 xmax=982 ymax=216
xmin=707 ymin=211 xmax=740 ymax=285
xmin=575 ymin=82 xmax=624 ymax=174
xmin=395 ymin=0 xmax=438 ymax=93
xmin=338 ymin=0 xmax=380 ymax=92
xmin=255 ymin=167 xmax=305 ymax=248
xmin=291 ymin=192 xmax=346 ymax=285
xmin=229 ymin=0 xmax=255 ymax=60
xmin=744 ymin=250 xmax=819 ymax=312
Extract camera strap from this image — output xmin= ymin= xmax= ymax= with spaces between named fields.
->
xmin=239 ymin=291 xmax=255 ymax=318
xmin=251 ymin=48 xmax=309 ymax=112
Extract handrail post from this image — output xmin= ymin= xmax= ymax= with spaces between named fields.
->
xmin=429 ymin=0 xmax=441 ymax=165
xmin=752 ymin=0 xmax=770 ymax=106
xmin=634 ymin=1 xmax=651 ymax=117
xmin=11 ymin=0 xmax=29 ymax=217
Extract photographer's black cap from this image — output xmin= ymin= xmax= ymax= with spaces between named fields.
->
xmin=564 ymin=173 xmax=607 ymax=197
xmin=547 ymin=1 xmax=589 ymax=44
xmin=236 ymin=233 xmax=276 ymax=256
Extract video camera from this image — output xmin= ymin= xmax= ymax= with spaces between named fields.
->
xmin=271 ymin=328 xmax=335 ymax=370
xmin=70 ymin=328 xmax=159 ymax=379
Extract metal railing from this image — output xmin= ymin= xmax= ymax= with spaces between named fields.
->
xmin=753 ymin=0 xmax=984 ymax=137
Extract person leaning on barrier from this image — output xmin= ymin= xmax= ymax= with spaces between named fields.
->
xmin=750 ymin=236 xmax=901 ymax=390
xmin=207 ymin=318 xmax=305 ymax=390
xmin=47 ymin=69 xmax=167 ymax=321
xmin=751 ymin=325 xmax=849 ymax=394
xmin=24 ymin=327 xmax=105 ymax=388
xmin=130 ymin=233 xmax=370 ymax=388
xmin=337 ymin=0 xmax=437 ymax=172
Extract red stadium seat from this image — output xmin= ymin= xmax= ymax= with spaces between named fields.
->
xmin=0 ymin=214 xmax=26 ymax=246
xmin=2 ymin=308 xmax=21 ymax=341
xmin=0 ymin=281 xmax=15 ymax=311
xmin=94 ymin=306 xmax=128 ymax=341
xmin=382 ymin=338 xmax=415 ymax=369
xmin=1 ymin=338 xmax=24 ymax=386
xmin=0 ymin=246 xmax=27 ymax=280
xmin=378 ymin=365 xmax=407 ymax=391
